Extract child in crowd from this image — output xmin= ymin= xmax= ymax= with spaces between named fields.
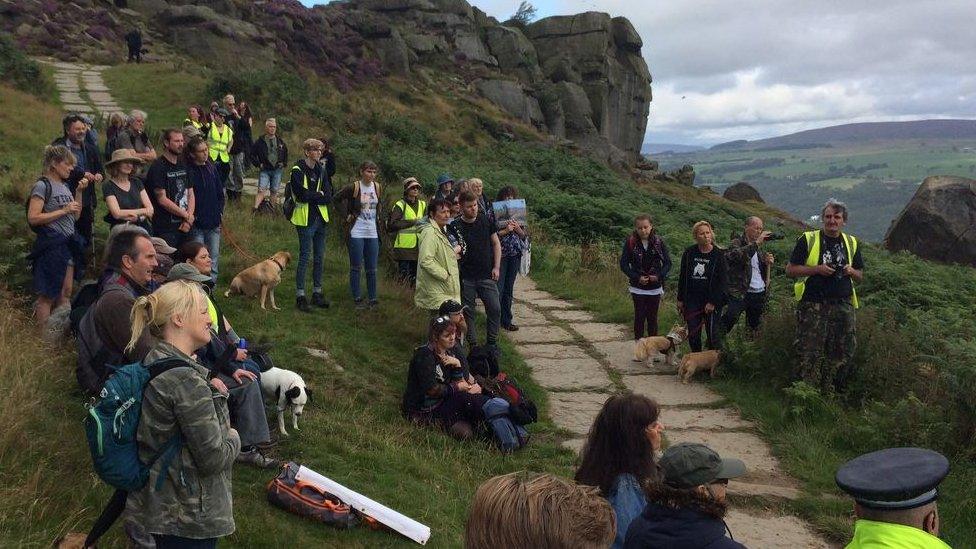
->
xmin=619 ymin=214 xmax=672 ymax=340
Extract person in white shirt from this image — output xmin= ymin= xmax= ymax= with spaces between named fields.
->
xmin=721 ymin=216 xmax=774 ymax=334
xmin=336 ymin=160 xmax=384 ymax=309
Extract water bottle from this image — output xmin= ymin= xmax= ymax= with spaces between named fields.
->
xmin=238 ymin=338 xmax=247 ymax=350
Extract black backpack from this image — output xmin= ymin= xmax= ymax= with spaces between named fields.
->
xmin=25 ymin=177 xmax=52 ymax=234
xmin=69 ymin=281 xmax=101 ymax=336
xmin=468 ymin=345 xmax=500 ymax=378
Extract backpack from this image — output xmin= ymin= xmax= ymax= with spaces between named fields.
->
xmin=266 ymin=462 xmax=360 ymax=529
xmin=25 ymin=177 xmax=52 ymax=234
xmin=281 ymin=179 xmax=296 ymax=220
xmin=468 ymin=345 xmax=500 ymax=378
xmin=84 ymin=358 xmax=188 ymax=492
xmin=69 ymin=280 xmax=100 ymax=336
xmin=479 ymin=372 xmax=538 ymax=426
xmin=482 ymin=397 xmax=529 ymax=453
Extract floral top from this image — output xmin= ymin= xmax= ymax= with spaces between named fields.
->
xmin=499 ymin=230 xmax=526 ymax=258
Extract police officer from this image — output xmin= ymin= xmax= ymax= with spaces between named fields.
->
xmin=786 ymin=198 xmax=864 ymax=392
xmin=836 ymin=447 xmax=951 ymax=548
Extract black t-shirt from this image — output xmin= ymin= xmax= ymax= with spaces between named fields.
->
xmin=145 ymin=157 xmax=192 ymax=233
xmin=456 ymin=213 xmax=496 ymax=281
xmin=789 ymin=231 xmax=864 ymax=302
xmin=684 ymin=247 xmax=722 ymax=304
xmin=102 ymin=179 xmax=145 ymax=225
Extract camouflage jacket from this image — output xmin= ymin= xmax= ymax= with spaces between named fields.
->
xmin=126 ymin=342 xmax=241 ymax=538
xmin=724 ymin=235 xmax=771 ymax=298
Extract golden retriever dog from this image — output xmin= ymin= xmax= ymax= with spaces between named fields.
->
xmin=224 ymin=251 xmax=291 ymax=310
xmin=634 ymin=325 xmax=688 ymax=367
xmin=677 ymin=350 xmax=722 ymax=383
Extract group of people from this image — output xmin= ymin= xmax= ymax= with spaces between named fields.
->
xmin=619 ymin=200 xmax=864 ymax=393
xmin=467 ymin=392 xmax=953 ymax=549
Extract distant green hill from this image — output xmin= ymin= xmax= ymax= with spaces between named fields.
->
xmin=712 ymin=119 xmax=976 ymax=150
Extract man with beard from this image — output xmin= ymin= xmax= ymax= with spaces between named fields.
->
xmin=145 ymin=129 xmax=195 ymax=248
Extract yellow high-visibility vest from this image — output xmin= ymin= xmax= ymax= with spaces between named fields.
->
xmin=208 ymin=123 xmax=233 ymax=163
xmin=289 ymin=165 xmax=330 ymax=227
xmin=393 ymin=199 xmax=427 ymax=250
xmin=793 ymin=230 xmax=859 ymax=308
xmin=183 ymin=119 xmax=203 ymax=129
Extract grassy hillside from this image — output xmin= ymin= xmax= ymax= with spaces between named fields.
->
xmin=661 ymin=140 xmax=976 ymax=241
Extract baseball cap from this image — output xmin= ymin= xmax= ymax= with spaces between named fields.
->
xmin=660 ymin=443 xmax=747 ymax=489
xmin=150 ymin=237 xmax=176 ymax=255
xmin=438 ymin=299 xmax=466 ymax=315
xmin=165 ymin=263 xmax=211 ymax=284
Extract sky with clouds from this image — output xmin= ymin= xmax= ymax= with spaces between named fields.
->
xmin=302 ymin=1 xmax=976 ymax=145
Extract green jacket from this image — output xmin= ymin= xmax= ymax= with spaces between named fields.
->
xmin=846 ymin=519 xmax=951 ymax=549
xmin=126 ymin=342 xmax=241 ymax=539
xmin=414 ymin=221 xmax=460 ymax=311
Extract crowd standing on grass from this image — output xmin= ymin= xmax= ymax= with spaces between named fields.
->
xmin=24 ymin=98 xmax=956 ymax=548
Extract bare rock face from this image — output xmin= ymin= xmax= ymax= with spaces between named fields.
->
xmin=723 ymin=182 xmax=765 ymax=203
xmin=884 ymin=176 xmax=976 ymax=266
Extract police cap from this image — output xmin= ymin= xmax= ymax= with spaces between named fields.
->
xmin=835 ymin=447 xmax=949 ymax=510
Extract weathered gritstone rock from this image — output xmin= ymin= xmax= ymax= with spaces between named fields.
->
xmin=623 ymin=374 xmax=724 ymax=406
xmin=569 ymin=322 xmax=628 ymax=342
xmin=515 ymin=343 xmax=589 ymax=360
xmin=665 ymin=430 xmax=780 ymax=475
xmin=548 ymin=391 xmax=608 ymax=436
xmin=662 ymin=407 xmax=751 ymax=431
xmin=505 ymin=324 xmax=575 ymax=344
xmin=523 ymin=356 xmax=612 ymax=391
xmin=725 ymin=510 xmax=830 ymax=548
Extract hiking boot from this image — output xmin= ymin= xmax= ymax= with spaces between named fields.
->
xmin=296 ymin=295 xmax=311 ymax=313
xmin=236 ymin=448 xmax=278 ymax=469
xmin=312 ymin=292 xmax=330 ymax=308
xmin=502 ymin=323 xmax=519 ymax=331
xmin=354 ymin=298 xmax=367 ymax=310
xmin=368 ymin=299 xmax=379 ymax=309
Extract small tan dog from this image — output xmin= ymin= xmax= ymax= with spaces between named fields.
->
xmin=677 ymin=350 xmax=722 ymax=383
xmin=224 ymin=251 xmax=291 ymax=310
xmin=634 ymin=325 xmax=689 ymax=367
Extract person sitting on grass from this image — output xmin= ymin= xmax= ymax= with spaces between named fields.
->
xmin=165 ymin=260 xmax=276 ymax=469
xmin=576 ymin=393 xmax=664 ymax=549
xmin=27 ymin=145 xmax=87 ymax=328
xmin=465 ymin=472 xmax=616 ymax=549
xmin=624 ymin=442 xmax=748 ymax=549
xmin=402 ymin=316 xmax=486 ymax=440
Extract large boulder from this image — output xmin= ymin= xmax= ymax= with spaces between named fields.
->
xmin=884 ymin=176 xmax=976 ymax=266
xmin=475 ymin=79 xmax=545 ymax=129
xmin=723 ymin=182 xmax=764 ymax=203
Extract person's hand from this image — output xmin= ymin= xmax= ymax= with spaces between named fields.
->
xmin=210 ymin=377 xmax=228 ymax=394
xmin=63 ymin=201 xmax=82 ymax=215
xmin=704 ymin=303 xmax=715 ymax=314
xmin=453 ymin=245 xmax=462 ymax=258
xmin=145 ymin=148 xmax=157 ymax=160
xmin=491 ymin=267 xmax=500 ymax=281
xmin=184 ymin=212 xmax=195 ymax=224
xmin=677 ymin=301 xmax=684 ymax=315
xmin=765 ymin=253 xmax=774 ymax=264
xmin=232 ymin=368 xmax=258 ymax=384
xmin=77 ymin=176 xmax=90 ymax=190
xmin=814 ymin=264 xmax=836 ymax=276
xmin=646 ymin=420 xmax=665 ymax=452
xmin=178 ymin=221 xmax=191 ymax=233
xmin=235 ymin=348 xmax=248 ymax=361
xmin=124 ymin=212 xmax=139 ymax=222
xmin=467 ymin=382 xmax=483 ymax=395
xmin=639 ymin=275 xmax=650 ymax=285
xmin=843 ymin=265 xmax=857 ymax=277
xmin=757 ymin=230 xmax=772 ymax=244
xmin=439 ymin=354 xmax=461 ymax=368
xmin=90 ymin=173 xmax=103 ymax=184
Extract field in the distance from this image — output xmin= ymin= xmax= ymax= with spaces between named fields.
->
xmin=660 ymin=139 xmax=976 ymax=241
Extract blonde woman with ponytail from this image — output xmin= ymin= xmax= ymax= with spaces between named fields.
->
xmin=125 ymin=280 xmax=241 ymax=547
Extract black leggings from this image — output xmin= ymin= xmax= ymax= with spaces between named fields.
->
xmin=685 ymin=306 xmax=720 ymax=352
xmin=631 ymin=293 xmax=661 ymax=339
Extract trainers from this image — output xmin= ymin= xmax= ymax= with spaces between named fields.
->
xmin=236 ymin=448 xmax=278 ymax=469
xmin=354 ymin=298 xmax=367 ymax=310
xmin=296 ymin=295 xmax=311 ymax=313
xmin=502 ymin=323 xmax=520 ymax=331
xmin=368 ymin=299 xmax=379 ymax=309
xmin=312 ymin=292 xmax=330 ymax=308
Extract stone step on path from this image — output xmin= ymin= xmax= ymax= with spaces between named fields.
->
xmin=507 ymin=277 xmax=832 ymax=548
xmin=41 ymin=60 xmax=121 ymax=116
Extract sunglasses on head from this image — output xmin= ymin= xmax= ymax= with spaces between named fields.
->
xmin=434 ymin=315 xmax=451 ymax=324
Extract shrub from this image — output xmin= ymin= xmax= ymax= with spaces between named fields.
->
xmin=0 ymin=34 xmax=51 ymax=97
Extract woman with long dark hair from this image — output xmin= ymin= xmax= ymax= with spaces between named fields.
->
xmin=575 ymin=392 xmax=664 ymax=549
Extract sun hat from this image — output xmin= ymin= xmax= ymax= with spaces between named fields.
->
xmin=436 ymin=173 xmax=454 ymax=187
xmin=402 ymin=177 xmax=421 ymax=191
xmin=105 ymin=148 xmax=145 ymax=168
xmin=659 ymin=443 xmax=747 ymax=489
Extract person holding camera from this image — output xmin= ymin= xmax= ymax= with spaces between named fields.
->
xmin=721 ymin=216 xmax=775 ymax=335
xmin=787 ymin=199 xmax=864 ymax=393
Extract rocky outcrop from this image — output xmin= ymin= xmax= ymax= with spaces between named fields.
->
xmin=633 ymin=163 xmax=696 ymax=187
xmin=884 ymin=176 xmax=976 ymax=266
xmin=723 ymin=182 xmax=765 ymax=203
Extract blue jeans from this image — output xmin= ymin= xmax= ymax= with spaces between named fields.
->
xmin=347 ymin=237 xmax=379 ymax=301
xmin=258 ymin=168 xmax=283 ymax=193
xmin=191 ymin=226 xmax=221 ymax=283
xmin=295 ymin=216 xmax=327 ymax=295
xmin=497 ymin=254 xmax=520 ymax=326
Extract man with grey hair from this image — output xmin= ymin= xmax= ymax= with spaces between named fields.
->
xmin=722 ymin=216 xmax=774 ymax=334
xmin=116 ymin=109 xmax=156 ymax=175
xmin=787 ymin=198 xmax=864 ymax=392
xmin=250 ymin=117 xmax=288 ymax=211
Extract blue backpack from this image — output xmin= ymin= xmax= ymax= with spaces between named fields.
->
xmin=85 ymin=358 xmax=187 ymax=492
xmin=482 ymin=397 xmax=529 ymax=453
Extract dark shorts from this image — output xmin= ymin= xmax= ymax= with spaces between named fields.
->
xmin=32 ymin=241 xmax=72 ymax=299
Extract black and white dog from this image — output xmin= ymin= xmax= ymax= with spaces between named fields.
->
xmin=259 ymin=367 xmax=308 ymax=436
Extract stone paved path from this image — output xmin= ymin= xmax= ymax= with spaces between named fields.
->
xmin=46 ymin=61 xmax=121 ymax=116
xmin=509 ymin=277 xmax=834 ymax=548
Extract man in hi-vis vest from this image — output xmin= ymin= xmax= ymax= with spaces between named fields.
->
xmin=786 ymin=199 xmax=864 ymax=392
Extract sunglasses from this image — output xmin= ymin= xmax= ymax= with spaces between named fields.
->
xmin=434 ymin=315 xmax=452 ymax=324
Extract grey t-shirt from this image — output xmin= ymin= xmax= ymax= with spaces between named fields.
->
xmin=31 ymin=178 xmax=75 ymax=237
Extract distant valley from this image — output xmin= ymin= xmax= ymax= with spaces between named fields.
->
xmin=656 ymin=119 xmax=976 ymax=241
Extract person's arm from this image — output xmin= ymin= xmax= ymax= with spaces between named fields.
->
xmin=186 ymin=187 xmax=196 ymax=218
xmin=709 ymin=251 xmax=728 ymax=307
xmin=676 ymin=248 xmax=690 ymax=303
xmin=249 ymin=139 xmax=263 ymax=169
xmin=619 ymin=239 xmax=638 ymax=279
xmin=279 ymin=139 xmax=288 ymax=169
xmin=323 ymin=151 xmax=336 ymax=178
xmin=725 ymin=237 xmax=759 ymax=265
xmin=845 ymin=247 xmax=864 ymax=283
xmin=659 ymin=239 xmax=673 ymax=281
xmin=168 ymin=375 xmax=241 ymax=475
xmin=105 ymin=195 xmax=134 ymax=222
xmin=490 ymin=231 xmax=501 ymax=280
xmin=388 ymin=203 xmax=414 ymax=233
xmin=27 ymin=195 xmax=77 ymax=227
xmin=153 ymin=187 xmax=186 ymax=219
xmin=418 ymin=230 xmax=450 ymax=281
xmin=785 ymin=236 xmax=834 ymax=278
xmin=415 ymin=351 xmax=450 ymax=399
xmin=139 ymin=189 xmax=154 ymax=218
